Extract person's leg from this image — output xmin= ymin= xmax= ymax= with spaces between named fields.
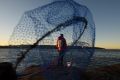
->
xmin=58 ymin=50 xmax=65 ymax=66
xmin=60 ymin=51 xmax=64 ymax=66
xmin=58 ymin=51 xmax=61 ymax=66
xmin=58 ymin=51 xmax=62 ymax=66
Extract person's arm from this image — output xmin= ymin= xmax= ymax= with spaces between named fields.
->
xmin=56 ymin=38 xmax=61 ymax=51
xmin=58 ymin=40 xmax=62 ymax=51
xmin=56 ymin=38 xmax=60 ymax=50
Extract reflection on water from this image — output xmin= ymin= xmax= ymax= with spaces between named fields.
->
xmin=88 ymin=49 xmax=120 ymax=69
xmin=0 ymin=48 xmax=120 ymax=70
xmin=94 ymin=49 xmax=120 ymax=58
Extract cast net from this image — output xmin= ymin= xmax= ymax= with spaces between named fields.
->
xmin=8 ymin=0 xmax=95 ymax=72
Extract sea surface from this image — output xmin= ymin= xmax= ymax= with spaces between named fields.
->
xmin=0 ymin=48 xmax=120 ymax=70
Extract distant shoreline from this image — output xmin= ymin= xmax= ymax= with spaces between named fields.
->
xmin=0 ymin=45 xmax=106 ymax=49
xmin=0 ymin=45 xmax=120 ymax=50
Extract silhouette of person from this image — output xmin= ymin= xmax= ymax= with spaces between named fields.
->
xmin=56 ymin=34 xmax=67 ymax=66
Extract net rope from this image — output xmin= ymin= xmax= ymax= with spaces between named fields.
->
xmin=8 ymin=0 xmax=95 ymax=72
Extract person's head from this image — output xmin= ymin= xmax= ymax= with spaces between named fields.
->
xmin=60 ymin=34 xmax=63 ymax=37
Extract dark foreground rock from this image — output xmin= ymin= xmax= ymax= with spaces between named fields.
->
xmin=85 ymin=64 xmax=120 ymax=80
xmin=0 ymin=62 xmax=17 ymax=80
xmin=18 ymin=64 xmax=120 ymax=80
xmin=18 ymin=65 xmax=84 ymax=80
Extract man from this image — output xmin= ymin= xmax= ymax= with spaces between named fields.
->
xmin=56 ymin=34 xmax=67 ymax=66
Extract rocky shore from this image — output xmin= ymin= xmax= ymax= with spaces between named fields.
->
xmin=17 ymin=64 xmax=120 ymax=80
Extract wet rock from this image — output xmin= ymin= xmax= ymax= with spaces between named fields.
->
xmin=0 ymin=62 xmax=17 ymax=80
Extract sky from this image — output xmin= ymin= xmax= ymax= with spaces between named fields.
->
xmin=0 ymin=0 xmax=120 ymax=49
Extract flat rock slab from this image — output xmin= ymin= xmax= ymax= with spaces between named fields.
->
xmin=18 ymin=65 xmax=83 ymax=80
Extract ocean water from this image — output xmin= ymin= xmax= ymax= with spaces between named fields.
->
xmin=88 ymin=49 xmax=120 ymax=69
xmin=0 ymin=48 xmax=120 ymax=70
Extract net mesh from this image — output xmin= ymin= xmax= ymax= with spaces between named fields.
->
xmin=9 ymin=0 xmax=95 ymax=71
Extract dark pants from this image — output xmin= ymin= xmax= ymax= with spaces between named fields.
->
xmin=58 ymin=50 xmax=66 ymax=66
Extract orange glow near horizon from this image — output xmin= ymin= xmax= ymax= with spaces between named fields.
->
xmin=96 ymin=41 xmax=120 ymax=49
xmin=0 ymin=41 xmax=8 ymax=46
xmin=0 ymin=40 xmax=120 ymax=49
